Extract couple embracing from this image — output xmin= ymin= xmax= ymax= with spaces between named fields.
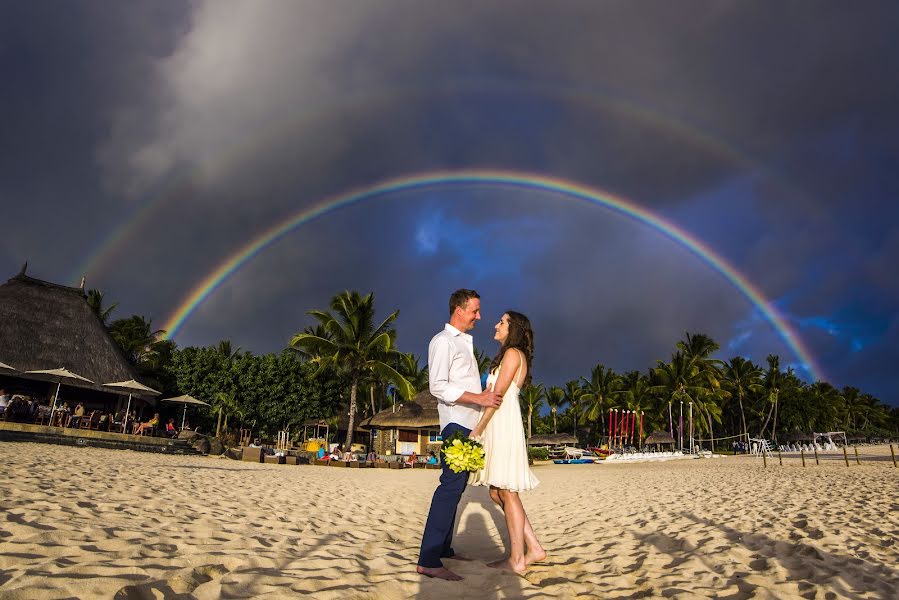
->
xmin=416 ymin=289 xmax=545 ymax=581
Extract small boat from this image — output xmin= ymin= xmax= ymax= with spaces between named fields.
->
xmin=553 ymin=457 xmax=595 ymax=464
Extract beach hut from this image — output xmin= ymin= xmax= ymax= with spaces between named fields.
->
xmin=526 ymin=433 xmax=579 ymax=447
xmin=360 ymin=390 xmax=441 ymax=456
xmin=644 ymin=431 xmax=676 ymax=449
xmin=0 ymin=266 xmax=144 ymax=415
xmin=782 ymin=430 xmax=814 ymax=443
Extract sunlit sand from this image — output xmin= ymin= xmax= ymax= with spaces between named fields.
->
xmin=0 ymin=442 xmax=896 ymax=599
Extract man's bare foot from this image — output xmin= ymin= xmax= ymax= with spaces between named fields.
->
xmin=416 ymin=565 xmax=463 ymax=581
xmin=525 ymin=548 xmax=547 ymax=566
xmin=487 ymin=558 xmax=526 ymax=575
xmin=445 ymin=554 xmax=473 ymax=561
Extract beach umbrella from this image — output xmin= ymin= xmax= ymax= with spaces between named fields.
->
xmin=103 ymin=379 xmax=161 ymax=433
xmin=0 ymin=360 xmax=18 ymax=373
xmin=161 ymin=394 xmax=209 ymax=430
xmin=24 ymin=367 xmax=95 ymax=424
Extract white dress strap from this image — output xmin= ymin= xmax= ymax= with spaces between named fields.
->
xmin=512 ymin=348 xmax=525 ymax=387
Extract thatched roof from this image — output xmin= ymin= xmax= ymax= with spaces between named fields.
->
xmin=783 ymin=430 xmax=814 ymax=442
xmin=360 ymin=389 xmax=439 ymax=429
xmin=526 ymin=433 xmax=579 ymax=446
xmin=644 ymin=431 xmax=676 ymax=445
xmin=0 ymin=269 xmax=137 ymax=393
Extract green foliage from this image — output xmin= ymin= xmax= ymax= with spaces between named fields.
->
xmin=166 ymin=347 xmax=343 ymax=439
xmin=528 ymin=446 xmax=550 ymax=461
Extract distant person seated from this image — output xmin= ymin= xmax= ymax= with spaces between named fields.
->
xmin=343 ymin=450 xmax=354 ymax=462
xmin=112 ymin=410 xmax=125 ymax=431
xmin=165 ymin=418 xmax=178 ymax=438
xmin=98 ymin=412 xmax=110 ymax=430
xmin=0 ymin=389 xmax=10 ymax=416
xmin=366 ymin=450 xmax=377 ymax=463
xmin=328 ymin=448 xmax=341 ymax=461
xmin=427 ymin=451 xmax=438 ymax=465
xmin=317 ymin=444 xmax=326 ymax=460
xmin=55 ymin=402 xmax=71 ymax=427
xmin=68 ymin=403 xmax=85 ymax=427
xmin=134 ymin=413 xmax=159 ymax=435
xmin=405 ymin=452 xmax=417 ymax=468
xmin=250 ymin=438 xmax=262 ymax=448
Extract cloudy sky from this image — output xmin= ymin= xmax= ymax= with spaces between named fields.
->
xmin=2 ymin=1 xmax=897 ymax=405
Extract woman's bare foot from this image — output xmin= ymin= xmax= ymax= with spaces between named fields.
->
xmin=487 ymin=558 xmax=526 ymax=575
xmin=525 ymin=548 xmax=547 ymax=566
xmin=416 ymin=565 xmax=463 ymax=581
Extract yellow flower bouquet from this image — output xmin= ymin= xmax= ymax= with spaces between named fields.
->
xmin=441 ymin=431 xmax=486 ymax=473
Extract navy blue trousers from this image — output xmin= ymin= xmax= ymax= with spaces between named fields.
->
xmin=417 ymin=422 xmax=471 ymax=568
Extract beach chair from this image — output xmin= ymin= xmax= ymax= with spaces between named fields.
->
xmin=81 ymin=411 xmax=101 ymax=430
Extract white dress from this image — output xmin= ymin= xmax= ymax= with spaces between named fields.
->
xmin=470 ymin=350 xmax=540 ymax=492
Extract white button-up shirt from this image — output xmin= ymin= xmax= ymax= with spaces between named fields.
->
xmin=428 ymin=323 xmax=483 ymax=431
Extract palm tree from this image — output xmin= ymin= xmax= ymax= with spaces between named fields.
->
xmin=108 ymin=315 xmax=166 ymax=366
xmin=519 ymin=383 xmax=544 ymax=438
xmin=677 ymin=332 xmax=720 ymax=363
xmin=397 ymin=353 xmax=429 ymax=394
xmin=563 ymin=379 xmax=583 ymax=437
xmin=721 ymin=356 xmax=763 ymax=445
xmin=289 ymin=291 xmax=414 ymax=449
xmin=580 ymin=364 xmax=620 ymax=441
xmin=757 ymin=355 xmax=783 ymax=441
xmin=474 ymin=347 xmax=492 ymax=378
xmin=215 ymin=340 xmax=242 ymax=361
xmin=612 ymin=370 xmax=655 ymax=444
xmin=544 ymin=386 xmax=566 ymax=434
xmin=86 ymin=288 xmax=118 ymax=326
xmin=651 ymin=352 xmax=722 ymax=449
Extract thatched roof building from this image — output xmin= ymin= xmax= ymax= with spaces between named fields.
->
xmin=0 ymin=268 xmax=137 ymax=393
xmin=644 ymin=431 xmax=676 ymax=445
xmin=526 ymin=433 xmax=579 ymax=446
xmin=782 ymin=430 xmax=814 ymax=442
xmin=360 ymin=390 xmax=439 ymax=429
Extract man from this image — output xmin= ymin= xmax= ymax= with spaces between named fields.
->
xmin=417 ymin=289 xmax=503 ymax=581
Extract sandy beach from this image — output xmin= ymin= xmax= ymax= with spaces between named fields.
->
xmin=0 ymin=443 xmax=896 ymax=599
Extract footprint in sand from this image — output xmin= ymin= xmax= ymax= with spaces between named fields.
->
xmin=114 ymin=563 xmax=231 ymax=599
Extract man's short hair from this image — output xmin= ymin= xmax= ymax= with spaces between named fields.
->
xmin=449 ymin=289 xmax=480 ymax=316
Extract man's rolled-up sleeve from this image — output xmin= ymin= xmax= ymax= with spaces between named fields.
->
xmin=429 ymin=336 xmax=464 ymax=406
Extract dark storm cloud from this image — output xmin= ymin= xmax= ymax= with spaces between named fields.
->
xmin=2 ymin=1 xmax=898 ymax=403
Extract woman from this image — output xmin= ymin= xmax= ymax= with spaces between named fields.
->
xmin=135 ymin=413 xmax=159 ymax=435
xmin=470 ymin=311 xmax=545 ymax=574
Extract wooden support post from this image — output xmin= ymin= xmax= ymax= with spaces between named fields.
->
xmin=778 ymin=451 xmax=783 ymax=466
xmin=891 ymin=444 xmax=897 ymax=468
xmin=762 ymin=452 xmax=767 ymax=468
xmin=854 ymin=446 xmax=860 ymax=466
xmin=813 ymin=447 xmax=819 ymax=465
xmin=800 ymin=449 xmax=806 ymax=467
xmin=843 ymin=446 xmax=849 ymax=467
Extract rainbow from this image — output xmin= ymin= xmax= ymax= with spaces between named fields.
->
xmin=70 ymin=79 xmax=778 ymax=284
xmin=159 ymin=170 xmax=825 ymax=381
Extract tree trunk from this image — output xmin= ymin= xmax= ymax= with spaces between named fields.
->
xmin=552 ymin=410 xmax=557 ymax=434
xmin=223 ymin=413 xmax=229 ymax=435
xmin=370 ymin=385 xmax=376 ymax=416
xmin=772 ymin=397 xmax=779 ymax=444
xmin=758 ymin=393 xmax=776 ymax=439
xmin=215 ymin=407 xmax=223 ymax=438
xmin=345 ymin=379 xmax=358 ymax=449
xmin=527 ymin=406 xmax=533 ymax=438
xmin=738 ymin=390 xmax=748 ymax=446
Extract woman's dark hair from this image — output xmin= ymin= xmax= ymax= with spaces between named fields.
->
xmin=489 ymin=311 xmax=534 ymax=386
